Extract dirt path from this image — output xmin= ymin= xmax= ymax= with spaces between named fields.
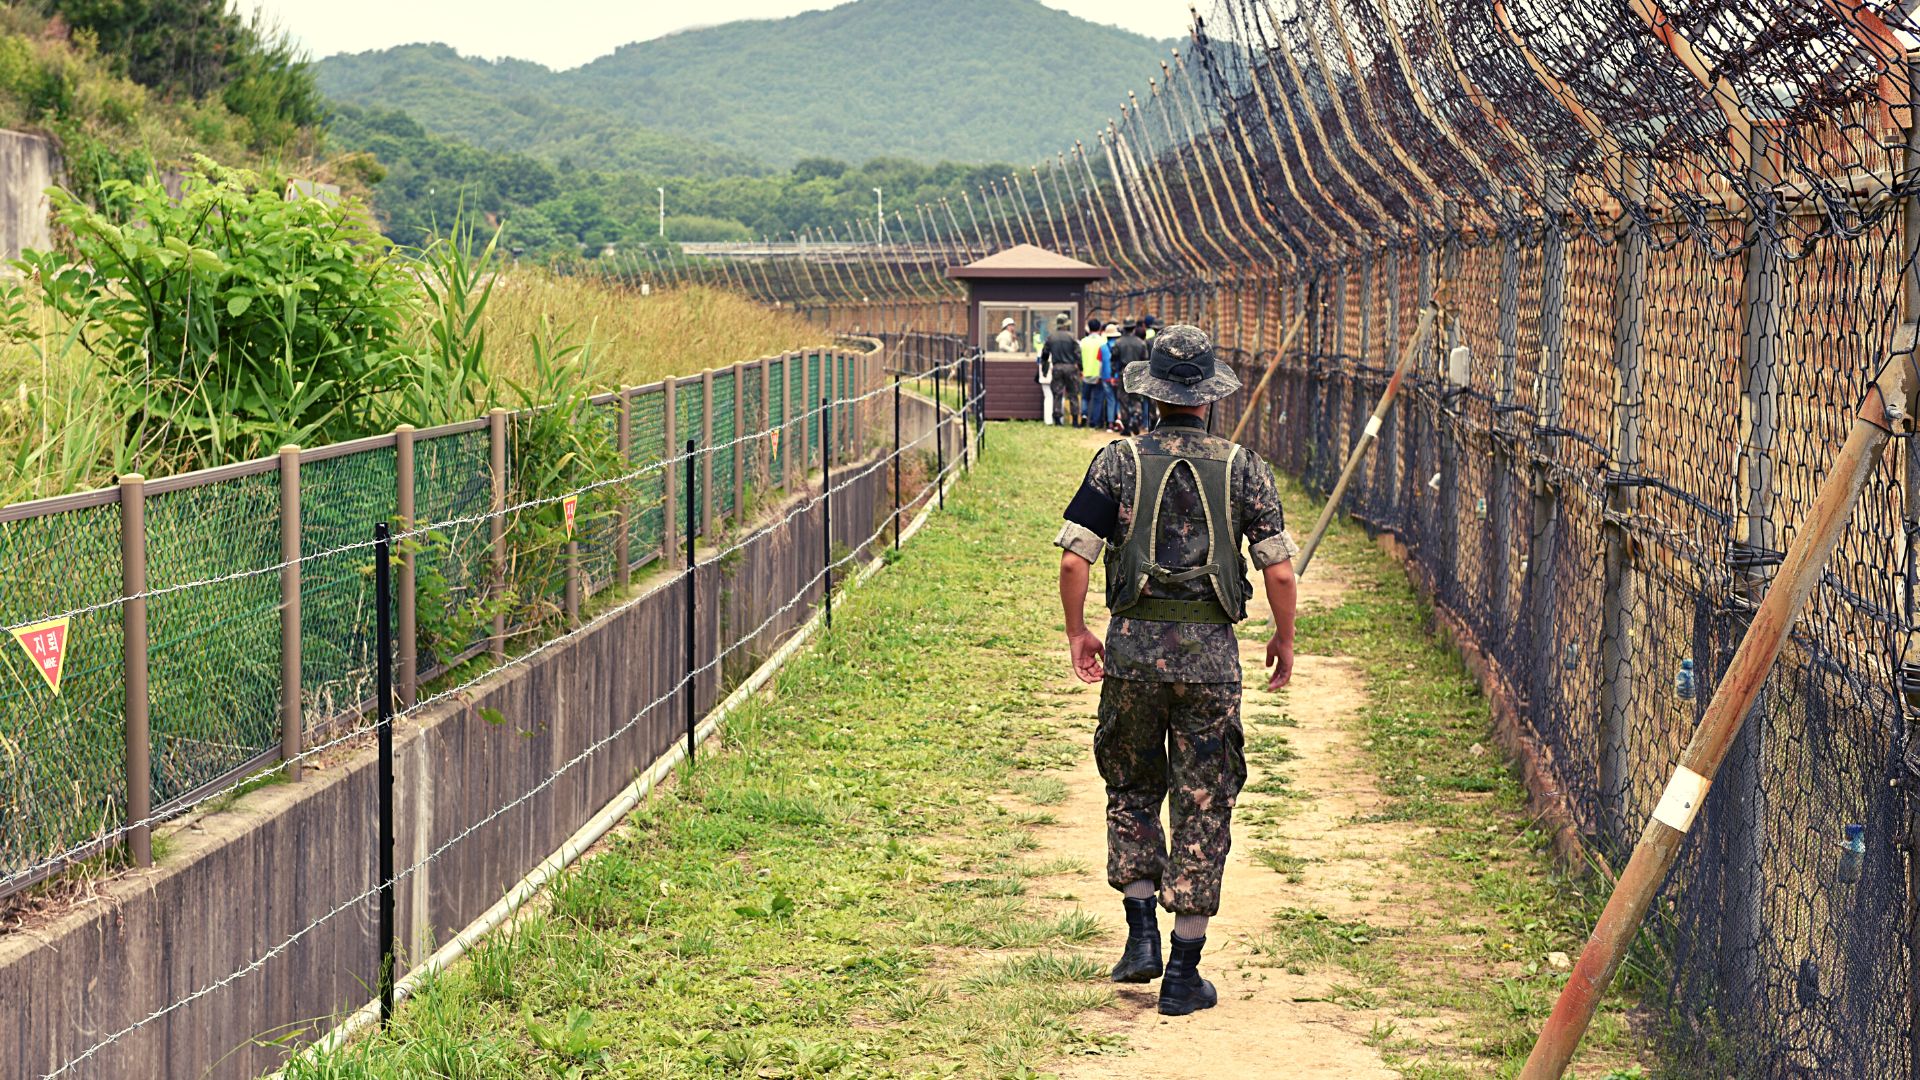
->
xmin=1014 ymin=434 xmax=1459 ymax=1076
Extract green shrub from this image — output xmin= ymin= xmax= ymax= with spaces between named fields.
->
xmin=15 ymin=157 xmax=417 ymax=473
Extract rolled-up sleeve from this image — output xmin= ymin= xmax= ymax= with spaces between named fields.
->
xmin=1249 ymin=528 xmax=1301 ymax=569
xmin=1054 ymin=522 xmax=1106 ymax=563
xmin=1236 ymin=449 xmax=1293 ymax=567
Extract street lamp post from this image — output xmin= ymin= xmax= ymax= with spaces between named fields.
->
xmin=657 ymin=187 xmax=666 ymax=239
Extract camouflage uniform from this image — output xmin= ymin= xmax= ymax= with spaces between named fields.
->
xmin=1055 ymin=415 xmax=1296 ymax=915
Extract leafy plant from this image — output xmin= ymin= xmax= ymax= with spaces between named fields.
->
xmin=17 ymin=157 xmax=417 ymax=473
xmin=525 ymin=1007 xmax=611 ymax=1075
xmin=733 ymin=889 xmax=795 ymax=921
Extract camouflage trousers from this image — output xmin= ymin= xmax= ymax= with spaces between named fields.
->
xmin=1094 ymin=676 xmax=1247 ymax=916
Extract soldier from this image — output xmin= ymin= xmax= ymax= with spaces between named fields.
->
xmin=1038 ymin=312 xmax=1083 ymax=426
xmin=1053 ymin=323 xmax=1298 ymax=1016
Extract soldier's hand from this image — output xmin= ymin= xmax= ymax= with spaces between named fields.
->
xmin=1265 ymin=635 xmax=1294 ymax=691
xmin=1067 ymin=629 xmax=1105 ymax=683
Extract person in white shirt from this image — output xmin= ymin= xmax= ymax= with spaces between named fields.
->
xmin=994 ymin=316 xmax=1021 ymax=353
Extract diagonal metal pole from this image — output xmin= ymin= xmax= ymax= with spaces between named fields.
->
xmin=1295 ymin=307 xmax=1435 ymax=576
xmin=1229 ymin=310 xmax=1308 ymax=444
xmin=1520 ymin=326 xmax=1920 ymax=1078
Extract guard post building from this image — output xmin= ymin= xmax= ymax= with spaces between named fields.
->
xmin=946 ymin=243 xmax=1110 ymax=420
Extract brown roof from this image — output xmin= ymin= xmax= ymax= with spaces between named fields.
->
xmin=946 ymin=243 xmax=1110 ymax=281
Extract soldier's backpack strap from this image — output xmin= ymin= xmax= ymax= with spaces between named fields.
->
xmin=1108 ymin=440 xmax=1247 ymax=624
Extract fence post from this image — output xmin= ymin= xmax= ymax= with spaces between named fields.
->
xmin=935 ymin=358 xmax=946 ymax=510
xmin=759 ymin=358 xmax=773 ymax=488
xmin=732 ymin=361 xmax=747 ymax=520
xmin=1437 ymin=200 xmax=1462 ymax=579
xmin=1597 ymin=158 xmax=1650 ymax=841
xmin=701 ymin=370 xmax=715 ymax=536
xmin=616 ymin=390 xmax=632 ymax=589
xmin=783 ymin=352 xmax=797 ymax=491
xmin=278 ymin=447 xmax=304 ymax=781
xmin=663 ymin=380 xmax=679 ymax=565
xmin=1384 ymin=248 xmax=1403 ymax=511
xmin=119 ymin=472 xmax=151 ymax=868
xmin=488 ymin=407 xmax=508 ymax=663
xmin=1527 ymin=174 xmax=1570 ymax=698
xmin=823 ymin=394 xmax=833 ymax=630
xmin=684 ymin=439 xmax=697 ymax=762
xmin=1903 ymin=62 xmax=1920 ymax=1080
xmin=893 ymin=374 xmax=903 ymax=550
xmin=394 ymin=426 xmax=417 ymax=710
xmin=373 ymin=522 xmax=396 ymax=1026
xmin=1490 ymin=195 xmax=1522 ymax=636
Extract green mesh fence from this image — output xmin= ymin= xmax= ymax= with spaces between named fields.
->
xmin=0 ymin=501 xmax=126 ymax=883
xmin=713 ymin=371 xmax=737 ymax=518
xmin=300 ymin=448 xmax=395 ymax=731
xmin=630 ymin=388 xmax=667 ymax=565
xmin=767 ymin=359 xmax=787 ymax=482
xmin=413 ymin=427 xmax=493 ymax=673
xmin=1 ymin=345 xmax=880 ymax=895
xmin=145 ymin=473 xmax=281 ymax=804
xmin=676 ymin=380 xmax=703 ymax=537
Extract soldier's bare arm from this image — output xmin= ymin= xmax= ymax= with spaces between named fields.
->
xmin=1059 ymin=551 xmax=1105 ymax=682
xmin=1262 ymin=560 xmax=1296 ymax=690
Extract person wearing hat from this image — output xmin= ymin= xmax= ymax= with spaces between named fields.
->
xmin=1053 ymin=323 xmax=1299 ymax=1016
xmin=995 ymin=316 xmax=1022 ymax=354
xmin=1037 ymin=312 xmax=1083 ymax=426
xmin=1107 ymin=320 xmax=1150 ymax=434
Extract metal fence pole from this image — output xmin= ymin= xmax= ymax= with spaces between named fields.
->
xmin=119 ymin=472 xmax=151 ymax=868
xmin=279 ymin=447 xmax=304 ymax=781
xmin=893 ymin=375 xmax=903 ymax=550
xmin=1597 ymin=159 xmax=1650 ymax=841
xmin=961 ymin=355 xmax=971 ymax=473
xmin=684 ymin=439 xmax=697 ymax=763
xmin=488 ymin=407 xmax=509 ymax=663
xmin=373 ymin=521 xmax=396 ymax=1026
xmin=1902 ymin=62 xmax=1920 ymax=1080
xmin=935 ymin=361 xmax=946 ymax=510
xmin=394 ymin=425 xmax=417 ymax=710
xmin=823 ymin=394 xmax=834 ymax=631
xmin=1491 ymin=196 xmax=1522 ymax=635
xmin=1438 ymin=201 xmax=1462 ymax=578
xmin=1527 ymin=174 xmax=1570 ymax=698
xmin=616 ymin=390 xmax=632 ymax=589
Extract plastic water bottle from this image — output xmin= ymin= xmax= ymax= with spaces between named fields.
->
xmin=1674 ymin=658 xmax=1696 ymax=701
xmin=1839 ymin=824 xmax=1866 ymax=885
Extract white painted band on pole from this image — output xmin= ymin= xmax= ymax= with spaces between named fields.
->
xmin=1364 ymin=415 xmax=1383 ymax=437
xmin=1651 ymin=765 xmax=1712 ymax=833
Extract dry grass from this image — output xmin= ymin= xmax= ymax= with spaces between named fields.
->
xmin=484 ymin=277 xmax=826 ymax=391
xmin=0 ymin=274 xmax=827 ymax=504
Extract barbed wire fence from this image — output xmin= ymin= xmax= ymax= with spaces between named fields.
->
xmin=665 ymin=1 xmax=1920 ymax=1074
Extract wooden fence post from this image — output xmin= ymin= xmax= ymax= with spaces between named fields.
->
xmin=119 ymin=472 xmax=151 ymax=867
xmin=1597 ymin=158 xmax=1650 ymax=839
xmin=616 ymin=389 xmax=632 ymax=589
xmin=663 ymin=380 xmax=679 ymax=566
xmin=759 ymin=358 xmax=773 ymax=488
xmin=489 ymin=407 xmax=508 ymax=663
xmin=732 ymin=361 xmax=747 ymax=520
xmin=278 ymin=447 xmax=303 ymax=782
xmin=783 ymin=352 xmax=798 ymax=491
xmin=394 ymin=425 xmax=416 ymax=709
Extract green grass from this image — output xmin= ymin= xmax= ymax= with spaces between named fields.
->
xmin=283 ymin=422 xmax=1122 ymax=1079
xmin=1272 ymin=472 xmax=1660 ymax=1079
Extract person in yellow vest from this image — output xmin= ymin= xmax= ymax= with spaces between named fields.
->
xmin=1079 ymin=317 xmax=1109 ymax=429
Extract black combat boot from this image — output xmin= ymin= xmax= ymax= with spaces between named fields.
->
xmin=1110 ymin=896 xmax=1163 ymax=983
xmin=1158 ymin=932 xmax=1218 ymax=1016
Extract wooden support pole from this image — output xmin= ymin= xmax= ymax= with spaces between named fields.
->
xmin=120 ymin=473 xmax=151 ymax=868
xmin=700 ymin=369 xmax=715 ymax=536
xmin=1229 ymin=311 xmax=1309 ymax=444
xmin=732 ymin=362 xmax=747 ymax=521
xmin=1597 ymin=160 xmax=1650 ymax=839
xmin=1521 ymin=325 xmax=1920 ymax=1079
xmin=278 ymin=448 xmax=303 ymax=782
xmin=1296 ymin=308 xmax=1435 ymax=575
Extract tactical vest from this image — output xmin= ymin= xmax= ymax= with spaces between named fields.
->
xmin=1105 ymin=439 xmax=1252 ymax=625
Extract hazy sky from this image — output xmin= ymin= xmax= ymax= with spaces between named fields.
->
xmin=246 ymin=0 xmax=1194 ymax=70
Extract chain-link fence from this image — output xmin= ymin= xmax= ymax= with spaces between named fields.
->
xmin=0 ymin=344 xmax=884 ymax=901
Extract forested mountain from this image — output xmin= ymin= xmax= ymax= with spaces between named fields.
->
xmin=316 ymin=0 xmax=1179 ymax=172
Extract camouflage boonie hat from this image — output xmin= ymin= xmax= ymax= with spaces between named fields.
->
xmin=1121 ymin=324 xmax=1241 ymax=406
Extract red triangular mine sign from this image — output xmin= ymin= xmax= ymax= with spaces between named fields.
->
xmin=563 ymin=495 xmax=578 ymax=539
xmin=11 ymin=617 xmax=70 ymax=695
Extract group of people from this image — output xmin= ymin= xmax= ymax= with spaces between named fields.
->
xmin=1031 ymin=312 xmax=1160 ymax=433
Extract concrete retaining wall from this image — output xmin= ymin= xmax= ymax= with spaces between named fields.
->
xmin=0 ymin=455 xmax=904 ymax=1080
xmin=0 ymin=129 xmax=56 ymax=261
